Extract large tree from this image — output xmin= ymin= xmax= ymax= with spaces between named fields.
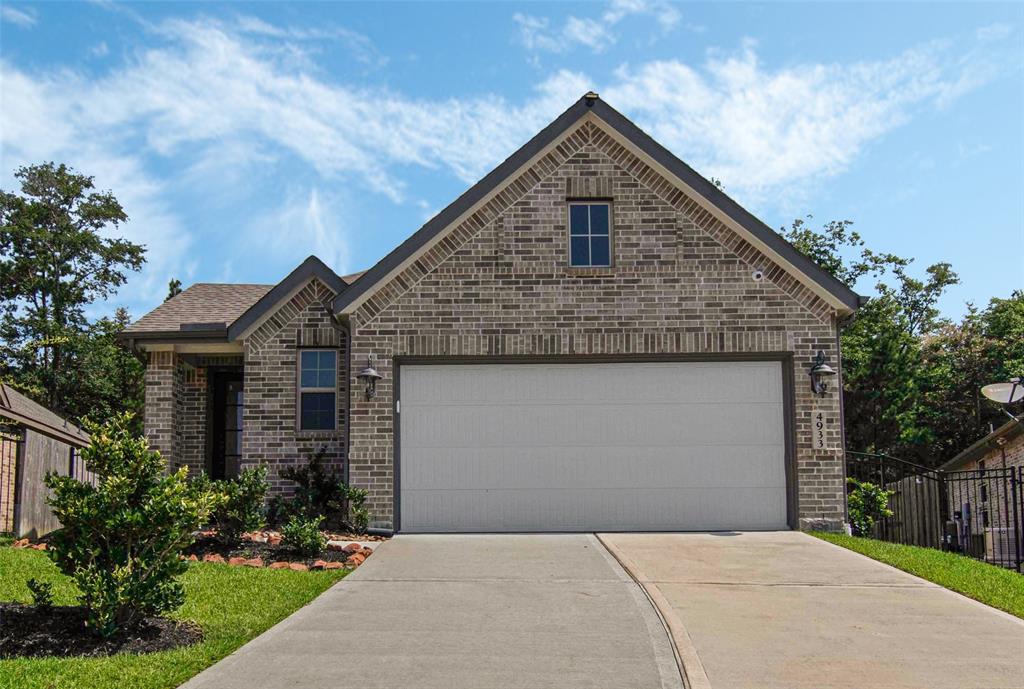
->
xmin=0 ymin=162 xmax=145 ymax=417
xmin=781 ymin=217 xmax=963 ymax=465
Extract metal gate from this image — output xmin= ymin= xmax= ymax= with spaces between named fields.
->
xmin=847 ymin=452 xmax=1023 ymax=571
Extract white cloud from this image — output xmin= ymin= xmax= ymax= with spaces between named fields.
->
xmin=604 ymin=36 xmax=1013 ymax=206
xmin=1 ymin=5 xmax=37 ymax=28
xmin=0 ymin=13 xmax=1013 ymax=313
xmin=514 ymin=0 xmax=681 ymax=56
xmin=247 ymin=188 xmax=351 ymax=275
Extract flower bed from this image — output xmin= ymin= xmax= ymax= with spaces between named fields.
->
xmin=182 ymin=530 xmax=381 ymax=571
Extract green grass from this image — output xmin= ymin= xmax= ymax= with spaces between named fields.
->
xmin=811 ymin=531 xmax=1024 ymax=619
xmin=0 ymin=548 xmax=346 ymax=689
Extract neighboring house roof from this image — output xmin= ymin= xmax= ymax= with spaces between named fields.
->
xmin=940 ymin=415 xmax=1024 ymax=471
xmin=332 ymin=93 xmax=863 ymax=317
xmin=0 ymin=383 xmax=89 ymax=447
xmin=227 ymin=256 xmax=348 ymax=341
xmin=123 ymin=283 xmax=274 ymax=339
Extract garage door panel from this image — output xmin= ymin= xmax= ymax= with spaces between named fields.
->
xmin=402 ymin=445 xmax=786 ymax=491
xmin=401 ymin=487 xmax=787 ymax=532
xmin=399 ymin=361 xmax=788 ymax=532
xmin=404 ymin=402 xmax=783 ymax=448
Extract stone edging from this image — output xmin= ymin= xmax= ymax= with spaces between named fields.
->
xmin=595 ymin=533 xmax=712 ymax=689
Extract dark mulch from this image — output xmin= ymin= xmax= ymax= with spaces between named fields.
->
xmin=183 ymin=536 xmax=349 ymax=567
xmin=0 ymin=603 xmax=203 ymax=659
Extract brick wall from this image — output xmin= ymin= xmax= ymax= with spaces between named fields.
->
xmin=144 ymin=351 xmax=176 ymax=467
xmin=242 ymin=278 xmax=347 ymax=496
xmin=347 ymin=120 xmax=846 ymax=531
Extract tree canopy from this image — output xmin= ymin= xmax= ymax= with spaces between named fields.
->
xmin=782 ymin=217 xmax=1022 ymax=466
xmin=0 ymin=162 xmax=145 ymax=421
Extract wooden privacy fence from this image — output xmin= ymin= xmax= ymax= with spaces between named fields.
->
xmin=0 ymin=384 xmax=91 ymax=538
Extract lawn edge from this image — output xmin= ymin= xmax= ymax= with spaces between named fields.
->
xmin=806 ymin=531 xmax=1024 ymax=624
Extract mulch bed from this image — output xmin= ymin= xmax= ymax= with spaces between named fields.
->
xmin=0 ymin=603 xmax=202 ymax=659
xmin=183 ymin=533 xmax=361 ymax=568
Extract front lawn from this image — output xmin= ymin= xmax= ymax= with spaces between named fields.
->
xmin=812 ymin=532 xmax=1024 ymax=619
xmin=0 ymin=547 xmax=346 ymax=689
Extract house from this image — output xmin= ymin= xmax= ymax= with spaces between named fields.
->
xmin=121 ymin=93 xmax=862 ymax=534
xmin=939 ymin=415 xmax=1023 ymax=566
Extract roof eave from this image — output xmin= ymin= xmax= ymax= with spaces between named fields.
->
xmin=940 ymin=415 xmax=1024 ymax=471
xmin=227 ymin=256 xmax=346 ymax=341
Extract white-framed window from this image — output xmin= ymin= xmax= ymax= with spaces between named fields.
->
xmin=568 ymin=201 xmax=612 ymax=267
xmin=298 ymin=349 xmax=337 ymax=431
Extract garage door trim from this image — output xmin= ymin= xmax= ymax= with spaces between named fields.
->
xmin=392 ymin=353 xmax=797 ymax=532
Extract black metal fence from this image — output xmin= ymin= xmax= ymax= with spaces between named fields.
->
xmin=847 ymin=451 xmax=1023 ymax=571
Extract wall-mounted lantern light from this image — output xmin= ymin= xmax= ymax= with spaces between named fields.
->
xmin=809 ymin=350 xmax=836 ymax=396
xmin=356 ymin=354 xmax=383 ymax=400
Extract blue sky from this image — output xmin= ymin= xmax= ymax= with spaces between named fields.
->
xmin=1 ymin=1 xmax=1021 ymax=322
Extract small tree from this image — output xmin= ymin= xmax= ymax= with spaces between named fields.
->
xmin=846 ymin=478 xmax=894 ymax=537
xmin=45 ymin=413 xmax=221 ymax=637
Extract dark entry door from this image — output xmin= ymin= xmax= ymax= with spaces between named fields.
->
xmin=210 ymin=370 xmax=243 ymax=480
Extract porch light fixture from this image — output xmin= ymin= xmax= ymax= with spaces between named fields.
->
xmin=809 ymin=350 xmax=836 ymax=396
xmin=356 ymin=354 xmax=383 ymax=400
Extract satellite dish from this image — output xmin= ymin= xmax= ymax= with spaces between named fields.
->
xmin=981 ymin=379 xmax=1024 ymax=404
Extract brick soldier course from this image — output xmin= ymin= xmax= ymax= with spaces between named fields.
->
xmin=123 ymin=94 xmax=861 ymax=532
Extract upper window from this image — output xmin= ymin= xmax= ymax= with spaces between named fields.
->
xmin=568 ymin=202 xmax=611 ymax=267
xmin=299 ymin=350 xmax=337 ymax=431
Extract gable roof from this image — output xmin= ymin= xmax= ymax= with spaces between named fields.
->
xmin=0 ymin=383 xmax=89 ymax=447
xmin=123 ymin=283 xmax=273 ymax=339
xmin=226 ymin=256 xmax=347 ymax=341
xmin=333 ymin=93 xmax=862 ymax=317
xmin=940 ymin=415 xmax=1024 ymax=471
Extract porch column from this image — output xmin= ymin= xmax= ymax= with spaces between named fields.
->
xmin=144 ymin=350 xmax=179 ymax=469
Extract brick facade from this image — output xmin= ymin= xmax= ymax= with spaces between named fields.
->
xmin=346 ymin=120 xmax=846 ymax=531
xmin=242 ymin=278 xmax=347 ymax=496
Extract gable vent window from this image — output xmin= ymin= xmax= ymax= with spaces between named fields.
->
xmin=568 ymin=202 xmax=611 ymax=267
xmin=298 ymin=350 xmax=337 ymax=431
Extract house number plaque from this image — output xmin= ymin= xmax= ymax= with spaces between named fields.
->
xmin=812 ymin=407 xmax=830 ymax=451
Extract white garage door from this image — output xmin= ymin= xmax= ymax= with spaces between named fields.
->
xmin=398 ymin=361 xmax=788 ymax=532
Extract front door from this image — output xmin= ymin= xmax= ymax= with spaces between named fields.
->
xmin=210 ymin=370 xmax=244 ymax=480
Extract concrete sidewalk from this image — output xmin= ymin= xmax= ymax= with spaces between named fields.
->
xmin=600 ymin=531 xmax=1024 ymax=689
xmin=181 ymin=534 xmax=682 ymax=689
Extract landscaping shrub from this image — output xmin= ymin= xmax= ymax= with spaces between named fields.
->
xmin=27 ymin=578 xmax=54 ymax=610
xmin=281 ymin=514 xmax=326 ymax=556
xmin=45 ymin=413 xmax=221 ymax=637
xmin=193 ymin=466 xmax=269 ymax=544
xmin=342 ymin=484 xmax=370 ymax=534
xmin=278 ymin=446 xmax=344 ymax=521
xmin=847 ymin=477 xmax=895 ymax=536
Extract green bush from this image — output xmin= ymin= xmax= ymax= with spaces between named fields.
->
xmin=45 ymin=413 xmax=221 ymax=637
xmin=342 ymin=484 xmax=370 ymax=534
xmin=278 ymin=447 xmax=344 ymax=522
xmin=27 ymin=578 xmax=54 ymax=609
xmin=847 ymin=477 xmax=895 ymax=536
xmin=281 ymin=514 xmax=326 ymax=557
xmin=193 ymin=466 xmax=269 ymax=544
xmin=273 ymin=447 xmax=373 ymax=533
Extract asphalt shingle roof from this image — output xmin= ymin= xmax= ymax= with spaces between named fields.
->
xmin=124 ymin=283 xmax=273 ymax=334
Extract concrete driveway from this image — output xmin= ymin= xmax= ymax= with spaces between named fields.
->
xmin=599 ymin=531 xmax=1024 ymax=689
xmin=181 ymin=534 xmax=682 ymax=689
